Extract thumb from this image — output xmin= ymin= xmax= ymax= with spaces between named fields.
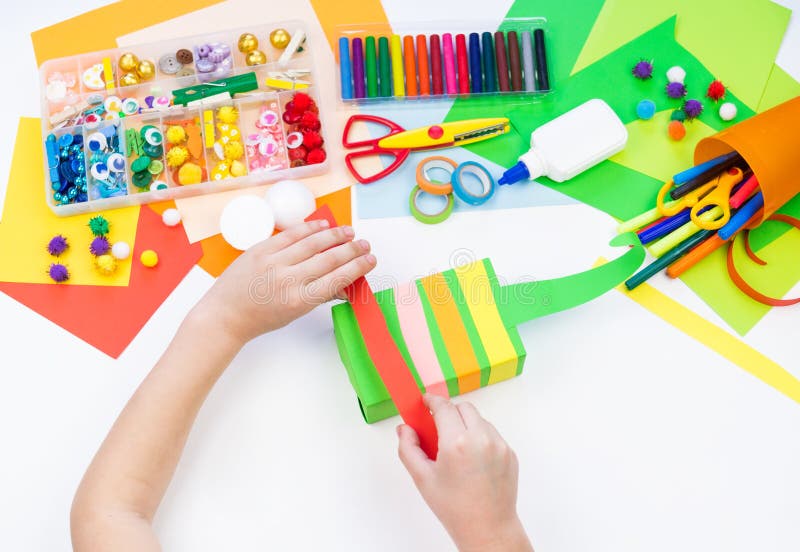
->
xmin=397 ymin=424 xmax=432 ymax=483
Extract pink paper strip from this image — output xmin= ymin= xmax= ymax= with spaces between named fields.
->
xmin=442 ymin=33 xmax=457 ymax=95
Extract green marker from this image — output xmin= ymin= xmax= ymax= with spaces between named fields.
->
xmin=378 ymin=36 xmax=392 ymax=97
xmin=625 ymin=229 xmax=714 ymax=290
xmin=365 ymin=36 xmax=378 ymax=98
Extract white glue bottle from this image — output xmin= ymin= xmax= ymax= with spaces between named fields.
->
xmin=498 ymin=99 xmax=628 ymax=185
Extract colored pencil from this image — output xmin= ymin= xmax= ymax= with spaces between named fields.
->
xmin=416 ymin=34 xmax=430 ymax=96
xmin=521 ymin=31 xmax=535 ymax=92
xmin=455 ymin=34 xmax=470 ymax=94
xmin=507 ymin=30 xmax=523 ymax=91
xmin=625 ymin=229 xmax=715 ymax=290
xmin=718 ymin=192 xmax=763 ymax=240
xmin=339 ymin=37 xmax=353 ymax=100
xmin=403 ymin=35 xmax=418 ymax=96
xmin=430 ymin=34 xmax=443 ymax=95
xmin=352 ymin=38 xmax=365 ymax=99
xmin=378 ymin=36 xmax=392 ymax=97
xmin=534 ymin=28 xmax=550 ymax=91
xmin=390 ymin=34 xmax=405 ymax=97
xmin=365 ymin=36 xmax=378 ymax=98
xmin=494 ymin=31 xmax=510 ymax=92
xmin=468 ymin=33 xmax=483 ymax=93
xmin=481 ymin=32 xmax=496 ymax=93
xmin=442 ymin=33 xmax=457 ymax=95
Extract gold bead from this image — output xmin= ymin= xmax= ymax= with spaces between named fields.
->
xmin=118 ymin=52 xmax=139 ymax=73
xmin=269 ymin=28 xmax=291 ymax=49
xmin=120 ymin=72 xmax=140 ymax=87
xmin=245 ymin=50 xmax=267 ymax=66
xmin=136 ymin=59 xmax=156 ymax=81
xmin=238 ymin=33 xmax=259 ymax=53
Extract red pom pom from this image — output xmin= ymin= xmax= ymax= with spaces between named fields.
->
xmin=307 ymin=148 xmax=326 ymax=164
xmin=302 ymin=130 xmax=323 ymax=150
xmin=292 ymin=92 xmax=312 ymax=112
xmin=299 ymin=111 xmax=321 ymax=131
xmin=290 ymin=158 xmax=306 ymax=168
xmin=288 ymin=145 xmax=308 ymax=161
xmin=282 ymin=110 xmax=301 ymax=124
xmin=706 ymin=80 xmax=726 ymax=101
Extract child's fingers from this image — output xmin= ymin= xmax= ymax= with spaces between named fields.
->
xmin=424 ymin=394 xmax=467 ymax=443
xmin=455 ymin=401 xmax=484 ymax=429
xmin=277 ymin=226 xmax=356 ymax=265
xmin=397 ymin=424 xmax=432 ymax=482
xmin=296 ymin=239 xmax=371 ymax=281
xmin=301 ymin=253 xmax=376 ymax=304
xmin=254 ymin=220 xmax=329 ymax=255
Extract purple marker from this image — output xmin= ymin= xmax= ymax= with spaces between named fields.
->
xmin=352 ymin=38 xmax=366 ymax=99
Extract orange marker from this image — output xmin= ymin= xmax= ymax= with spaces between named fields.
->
xmin=403 ymin=35 xmax=418 ymax=96
xmin=416 ymin=34 xmax=430 ymax=96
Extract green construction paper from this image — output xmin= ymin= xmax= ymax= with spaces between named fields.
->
xmin=416 ymin=279 xmax=460 ymax=397
xmin=610 ymin=109 xmax=717 ymax=182
xmin=680 ymin=228 xmax=800 ymax=335
xmin=499 ymin=233 xmax=645 ymax=327
xmin=758 ymin=64 xmax=800 ymax=113
xmin=571 ymin=0 xmax=791 ymax=110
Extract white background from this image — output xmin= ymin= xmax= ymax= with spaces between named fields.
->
xmin=1 ymin=1 xmax=800 ymax=551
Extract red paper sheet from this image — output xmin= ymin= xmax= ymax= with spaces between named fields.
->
xmin=0 ymin=207 xmax=202 ymax=358
xmin=307 ymin=206 xmax=438 ymax=459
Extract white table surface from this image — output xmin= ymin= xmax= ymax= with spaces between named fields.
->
xmin=2 ymin=1 xmax=800 ymax=550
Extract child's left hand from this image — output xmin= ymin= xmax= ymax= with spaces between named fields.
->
xmin=193 ymin=219 xmax=375 ymax=346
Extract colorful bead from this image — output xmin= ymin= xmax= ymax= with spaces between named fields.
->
xmin=119 ymin=52 xmax=139 ymax=72
xmin=270 ymin=28 xmax=291 ymax=49
xmin=238 ymin=33 xmax=259 ymax=53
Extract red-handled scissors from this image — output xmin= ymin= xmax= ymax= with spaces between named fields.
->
xmin=342 ymin=114 xmax=510 ymax=184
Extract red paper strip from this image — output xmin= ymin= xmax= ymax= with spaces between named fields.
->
xmin=307 ymin=206 xmax=438 ymax=459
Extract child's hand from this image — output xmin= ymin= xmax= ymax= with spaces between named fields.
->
xmin=194 ymin=219 xmax=375 ymax=347
xmin=398 ymin=395 xmax=533 ymax=552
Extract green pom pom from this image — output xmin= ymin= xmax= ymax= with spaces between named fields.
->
xmin=88 ymin=215 xmax=110 ymax=236
xmin=670 ymin=109 xmax=686 ymax=122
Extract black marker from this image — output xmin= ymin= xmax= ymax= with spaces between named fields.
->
xmin=533 ymin=28 xmax=550 ymax=91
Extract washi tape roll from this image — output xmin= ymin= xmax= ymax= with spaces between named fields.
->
xmin=409 ymin=184 xmax=454 ymax=224
xmin=451 ymin=161 xmax=496 ymax=205
xmin=416 ymin=156 xmax=457 ymax=194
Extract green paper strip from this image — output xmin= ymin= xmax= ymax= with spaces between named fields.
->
xmin=416 ymin=280 xmax=460 ymax=397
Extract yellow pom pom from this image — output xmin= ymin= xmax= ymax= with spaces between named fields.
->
xmin=178 ymin=162 xmax=203 ymax=185
xmin=166 ymin=146 xmax=189 ymax=168
xmin=140 ymin=249 xmax=159 ymax=268
xmin=224 ymin=140 xmax=244 ymax=160
xmin=230 ymin=159 xmax=247 ymax=177
xmin=94 ymin=254 xmax=117 ymax=275
xmin=166 ymin=125 xmax=187 ymax=145
xmin=216 ymin=106 xmax=239 ymax=124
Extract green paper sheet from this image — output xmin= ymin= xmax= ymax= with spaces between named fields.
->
xmin=758 ymin=64 xmax=800 ymax=113
xmin=571 ymin=0 xmax=791 ymax=111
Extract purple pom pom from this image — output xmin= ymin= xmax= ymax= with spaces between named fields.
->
xmin=632 ymin=59 xmax=653 ymax=80
xmin=47 ymin=234 xmax=69 ymax=257
xmin=89 ymin=235 xmax=110 ymax=256
xmin=665 ymin=82 xmax=687 ymax=99
xmin=683 ymin=99 xmax=704 ymax=119
xmin=48 ymin=263 xmax=70 ymax=283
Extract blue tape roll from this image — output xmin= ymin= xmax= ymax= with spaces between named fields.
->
xmin=451 ymin=161 xmax=496 ymax=205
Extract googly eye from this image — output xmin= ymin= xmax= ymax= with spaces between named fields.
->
xmin=103 ymin=96 xmax=122 ymax=114
xmin=258 ymin=110 xmax=279 ymax=128
xmin=86 ymin=132 xmax=107 ymax=152
xmin=150 ymin=180 xmax=169 ymax=192
xmin=90 ymin=162 xmax=110 ymax=180
xmin=121 ymin=98 xmax=139 ymax=115
xmin=107 ymin=153 xmax=126 ymax=172
xmin=143 ymin=126 xmax=163 ymax=146
xmin=245 ymin=133 xmax=261 ymax=147
xmin=83 ymin=113 xmax=101 ymax=129
xmin=57 ymin=134 xmax=73 ymax=148
xmin=259 ymin=137 xmax=278 ymax=157
xmin=286 ymin=131 xmax=303 ymax=149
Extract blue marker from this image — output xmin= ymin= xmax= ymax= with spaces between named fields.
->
xmin=339 ymin=37 xmax=353 ymax=100
xmin=718 ymin=191 xmax=764 ymax=240
xmin=673 ymin=152 xmax=739 ymax=185
xmin=468 ymin=33 xmax=483 ymax=93
xmin=481 ymin=32 xmax=496 ymax=93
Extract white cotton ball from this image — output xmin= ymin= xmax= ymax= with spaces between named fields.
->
xmin=162 ymin=208 xmax=182 ymax=227
xmin=719 ymin=102 xmax=737 ymax=121
xmin=111 ymin=241 xmax=130 ymax=260
xmin=220 ymin=195 xmax=275 ymax=251
xmin=264 ymin=179 xmax=316 ymax=230
xmin=666 ymin=66 xmax=686 ymax=84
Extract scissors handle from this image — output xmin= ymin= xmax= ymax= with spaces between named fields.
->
xmin=344 ymin=148 xmax=411 ymax=184
xmin=342 ymin=114 xmax=406 ymax=148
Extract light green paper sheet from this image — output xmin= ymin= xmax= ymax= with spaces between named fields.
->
xmin=571 ymin=0 xmax=792 ymax=111
xmin=610 ymin=110 xmax=717 ymax=183
xmin=758 ymin=64 xmax=800 ymax=113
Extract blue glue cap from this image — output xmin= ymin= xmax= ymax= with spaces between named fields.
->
xmin=498 ymin=161 xmax=530 ymax=186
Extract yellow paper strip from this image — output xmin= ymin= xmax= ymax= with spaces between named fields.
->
xmin=454 ymin=261 xmax=518 ymax=385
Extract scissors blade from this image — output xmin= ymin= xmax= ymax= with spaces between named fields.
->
xmin=377 ymin=118 xmax=510 ymax=151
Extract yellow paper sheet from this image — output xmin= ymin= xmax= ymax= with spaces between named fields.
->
xmin=0 ymin=118 xmax=139 ymax=285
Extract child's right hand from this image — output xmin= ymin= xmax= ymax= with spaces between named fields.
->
xmin=397 ymin=395 xmax=533 ymax=552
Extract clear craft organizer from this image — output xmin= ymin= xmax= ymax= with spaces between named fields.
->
xmin=40 ymin=22 xmax=328 ymax=216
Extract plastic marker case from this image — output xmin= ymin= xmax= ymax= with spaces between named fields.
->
xmin=336 ymin=18 xmax=553 ymax=104
xmin=39 ymin=22 xmax=328 ymax=216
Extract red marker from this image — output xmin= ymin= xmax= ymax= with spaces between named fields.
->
xmin=455 ymin=34 xmax=470 ymax=94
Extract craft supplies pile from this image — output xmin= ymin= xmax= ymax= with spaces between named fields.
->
xmin=8 ymin=13 xmax=799 ymax=456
